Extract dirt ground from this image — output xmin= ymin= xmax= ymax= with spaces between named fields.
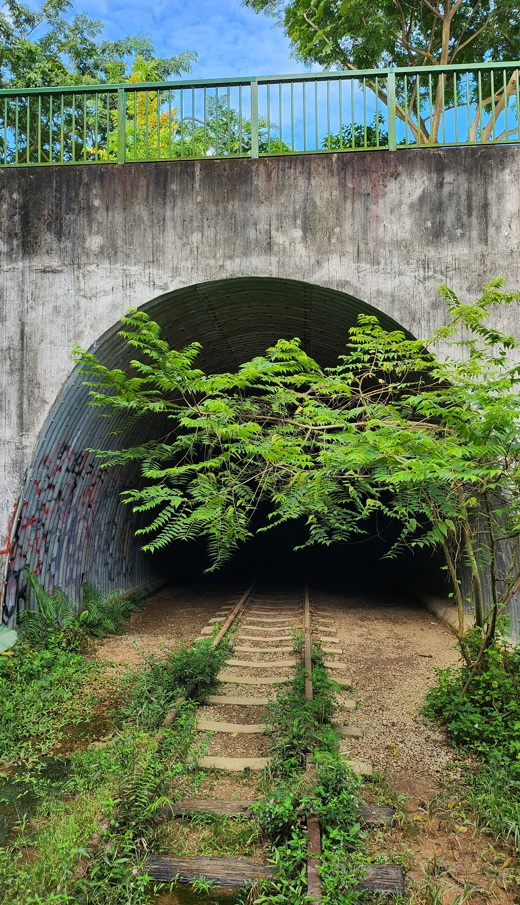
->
xmin=93 ymin=580 xmax=519 ymax=904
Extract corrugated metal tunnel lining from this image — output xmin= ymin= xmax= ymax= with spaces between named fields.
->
xmin=3 ymin=277 xmax=412 ymax=624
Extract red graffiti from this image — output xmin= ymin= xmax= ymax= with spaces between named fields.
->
xmin=0 ymin=503 xmax=17 ymax=556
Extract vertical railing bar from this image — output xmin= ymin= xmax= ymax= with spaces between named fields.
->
xmin=477 ymin=70 xmax=483 ymax=141
xmin=83 ymin=93 xmax=87 ymax=161
xmin=267 ymin=82 xmax=271 ymax=153
xmin=363 ymin=79 xmax=367 ymax=148
xmin=193 ymin=87 xmax=198 ymax=158
xmin=180 ymin=88 xmax=185 ymax=158
xmin=465 ymin=72 xmax=471 ymax=140
xmin=203 ymin=86 xmax=207 ymax=153
xmin=279 ymin=82 xmax=283 ymax=153
xmin=130 ymin=90 xmax=136 ymax=161
xmin=60 ymin=94 xmax=64 ymax=163
xmin=156 ymin=88 xmax=161 ymax=158
xmin=453 ymin=72 xmax=458 ymax=143
xmin=37 ymin=94 xmax=42 ymax=162
xmin=515 ymin=69 xmax=520 ymax=140
xmin=387 ymin=70 xmax=396 ymax=151
xmin=490 ymin=69 xmax=496 ymax=141
xmin=326 ymin=79 xmax=330 ymax=149
xmin=26 ymin=95 xmax=30 ymax=163
xmin=145 ymin=90 xmax=150 ymax=159
xmin=180 ymin=89 xmax=186 ymax=158
xmin=15 ymin=96 xmax=19 ymax=165
xmin=49 ymin=94 xmax=53 ymax=162
xmin=502 ymin=69 xmax=508 ymax=142
xmin=250 ymin=77 xmax=259 ymax=158
xmin=227 ymin=87 xmax=231 ymax=156
xmin=3 ymin=96 xmax=7 ymax=165
xmin=441 ymin=73 xmax=446 ymax=144
xmin=72 ymin=93 xmax=77 ymax=162
xmin=168 ymin=89 xmax=172 ymax=159
xmin=416 ymin=74 xmax=422 ymax=145
xmin=239 ymin=84 xmax=243 ymax=155
xmin=490 ymin=69 xmax=495 ymax=141
xmin=374 ymin=78 xmax=379 ymax=147
xmin=117 ymin=87 xmax=125 ymax=163
xmin=215 ymin=86 xmax=219 ymax=156
xmin=338 ymin=78 xmax=343 ymax=148
xmin=315 ymin=79 xmax=319 ymax=150
xmin=350 ymin=78 xmax=355 ymax=147
xmin=290 ymin=81 xmax=295 ymax=151
xmin=428 ymin=73 xmax=433 ymax=145
xmin=303 ymin=81 xmax=307 ymax=152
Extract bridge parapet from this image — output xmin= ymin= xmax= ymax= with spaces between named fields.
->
xmin=0 ymin=60 xmax=519 ymax=167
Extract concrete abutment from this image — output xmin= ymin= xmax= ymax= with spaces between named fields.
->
xmin=1 ymin=147 xmax=520 ymax=624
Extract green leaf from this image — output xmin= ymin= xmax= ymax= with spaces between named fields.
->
xmin=0 ymin=626 xmax=18 ymax=653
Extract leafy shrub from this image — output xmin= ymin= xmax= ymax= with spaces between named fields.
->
xmin=0 ymin=626 xmax=18 ymax=653
xmin=424 ymin=630 xmax=520 ymax=773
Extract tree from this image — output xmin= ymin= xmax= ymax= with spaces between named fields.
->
xmin=0 ymin=0 xmax=196 ymax=165
xmin=171 ymin=95 xmax=291 ymax=158
xmin=0 ymin=0 xmax=195 ymax=89
xmin=242 ymin=0 xmax=520 ymax=143
xmin=75 ymin=280 xmax=520 ymax=675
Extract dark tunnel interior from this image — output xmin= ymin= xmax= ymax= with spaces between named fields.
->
xmin=3 ymin=277 xmax=449 ymax=623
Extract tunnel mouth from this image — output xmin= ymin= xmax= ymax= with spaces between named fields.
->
xmin=156 ymin=505 xmax=450 ymax=612
xmin=4 ymin=276 xmax=443 ymax=624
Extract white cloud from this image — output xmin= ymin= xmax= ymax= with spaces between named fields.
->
xmin=72 ymin=0 xmax=312 ymax=79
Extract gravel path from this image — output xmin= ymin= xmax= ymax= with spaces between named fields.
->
xmin=312 ymin=588 xmax=460 ymax=797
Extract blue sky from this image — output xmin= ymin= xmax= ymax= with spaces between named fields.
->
xmin=74 ymin=0 xmax=312 ymax=80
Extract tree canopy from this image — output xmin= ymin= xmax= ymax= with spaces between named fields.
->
xmin=76 ymin=281 xmax=520 ymax=662
xmin=242 ymin=0 xmax=520 ymax=71
xmin=0 ymin=0 xmax=196 ymax=88
xmin=243 ymin=0 xmax=520 ymax=143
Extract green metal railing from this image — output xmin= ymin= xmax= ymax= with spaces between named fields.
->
xmin=1 ymin=61 xmax=519 ymax=167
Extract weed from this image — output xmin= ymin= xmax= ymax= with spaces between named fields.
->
xmin=253 ymin=645 xmax=370 ymax=905
xmin=0 ymin=644 xmax=98 ymax=767
xmin=192 ymin=876 xmax=216 ymax=893
xmin=121 ymin=637 xmax=232 ymax=730
xmin=424 ymin=629 xmax=520 ymax=771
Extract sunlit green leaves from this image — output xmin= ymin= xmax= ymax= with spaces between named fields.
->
xmin=77 ymin=281 xmax=520 ymax=633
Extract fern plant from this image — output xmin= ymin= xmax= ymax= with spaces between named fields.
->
xmin=19 ymin=571 xmax=78 ymax=649
xmin=19 ymin=572 xmax=137 ymax=649
xmin=78 ymin=583 xmax=135 ymax=637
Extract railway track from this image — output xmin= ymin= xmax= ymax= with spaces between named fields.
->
xmin=145 ymin=580 xmax=405 ymax=900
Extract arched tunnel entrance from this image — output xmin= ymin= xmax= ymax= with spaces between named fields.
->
xmin=2 ymin=277 xmax=448 ymax=624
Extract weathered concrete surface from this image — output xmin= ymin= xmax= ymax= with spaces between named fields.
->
xmin=1 ymin=147 xmax=520 ymax=619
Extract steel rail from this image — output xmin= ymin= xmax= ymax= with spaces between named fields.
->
xmin=211 ymin=580 xmax=257 ymax=649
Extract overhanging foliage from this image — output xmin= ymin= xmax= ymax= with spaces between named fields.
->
xmin=75 ymin=280 xmax=520 ymax=659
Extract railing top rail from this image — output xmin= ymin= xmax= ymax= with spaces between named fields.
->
xmin=0 ymin=59 xmax=519 ymax=98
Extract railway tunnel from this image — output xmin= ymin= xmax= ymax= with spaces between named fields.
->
xmin=2 ymin=276 xmax=447 ymax=625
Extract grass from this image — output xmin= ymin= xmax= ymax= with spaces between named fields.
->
xmin=0 ymin=626 xmax=243 ymax=905
xmin=0 ymin=645 xmax=101 ymax=768
xmin=156 ymin=812 xmax=263 ymax=858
